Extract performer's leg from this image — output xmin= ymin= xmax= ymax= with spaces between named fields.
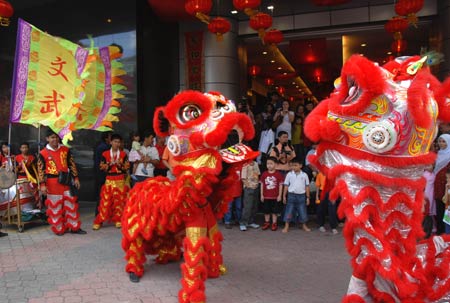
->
xmin=46 ymin=194 xmax=65 ymax=235
xmin=205 ymin=206 xmax=225 ymax=278
xmin=63 ymin=190 xmax=81 ymax=232
xmin=93 ymin=184 xmax=111 ymax=229
xmin=122 ymin=234 xmax=146 ymax=282
xmin=179 ymin=225 xmax=209 ymax=303
xmin=111 ymin=181 xmax=128 ymax=228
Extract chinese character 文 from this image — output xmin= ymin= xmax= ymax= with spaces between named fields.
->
xmin=39 ymin=90 xmax=64 ymax=117
xmin=48 ymin=56 xmax=68 ymax=82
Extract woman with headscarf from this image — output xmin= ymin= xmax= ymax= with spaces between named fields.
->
xmin=433 ymin=134 xmax=450 ymax=234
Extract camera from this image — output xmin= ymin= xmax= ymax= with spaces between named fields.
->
xmin=281 ymin=143 xmax=291 ymax=155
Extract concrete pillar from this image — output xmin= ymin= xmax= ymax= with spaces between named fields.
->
xmin=179 ymin=19 xmax=240 ymax=102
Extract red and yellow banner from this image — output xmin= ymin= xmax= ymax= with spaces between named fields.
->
xmin=184 ymin=31 xmax=204 ymax=91
xmin=10 ymin=19 xmax=126 ymax=144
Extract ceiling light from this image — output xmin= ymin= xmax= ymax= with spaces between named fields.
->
xmin=107 ymin=18 xmax=112 ymax=23
xmin=296 ymin=85 xmax=299 ymax=88
xmin=277 ymin=67 xmax=282 ymax=70
xmin=283 ymin=72 xmax=287 ymax=75
xmin=270 ymin=60 xmax=275 ymax=63
xmin=231 ymin=10 xmax=238 ymax=14
xmin=359 ymin=53 xmax=364 ymax=56
xmin=267 ymin=5 xmax=274 ymax=10
xmin=361 ymin=43 xmax=367 ymax=47
xmin=262 ymin=51 xmax=267 ymax=55
xmin=292 ymin=82 xmax=296 ymax=85
xmin=387 ymin=51 xmax=392 ymax=55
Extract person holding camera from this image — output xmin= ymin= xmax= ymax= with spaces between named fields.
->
xmin=237 ymin=98 xmax=255 ymax=125
xmin=269 ymin=131 xmax=296 ymax=175
xmin=273 ymin=100 xmax=294 ymax=140
xmin=37 ymin=129 xmax=86 ymax=236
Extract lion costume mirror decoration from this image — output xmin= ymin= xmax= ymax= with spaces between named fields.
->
xmin=304 ymin=54 xmax=450 ymax=302
xmin=121 ymin=90 xmax=258 ymax=303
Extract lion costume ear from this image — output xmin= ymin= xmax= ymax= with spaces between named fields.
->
xmin=153 ymin=107 xmax=170 ymax=136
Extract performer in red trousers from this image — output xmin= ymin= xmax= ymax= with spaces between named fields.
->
xmin=93 ymin=133 xmax=130 ymax=230
xmin=37 ymin=129 xmax=86 ymax=236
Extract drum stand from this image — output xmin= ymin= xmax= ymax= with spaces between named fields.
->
xmin=3 ymin=158 xmax=24 ymax=232
xmin=2 ymin=158 xmax=43 ymax=233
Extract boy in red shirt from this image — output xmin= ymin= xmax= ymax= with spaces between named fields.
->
xmin=260 ymin=157 xmax=284 ymax=231
xmin=16 ymin=142 xmax=36 ymax=180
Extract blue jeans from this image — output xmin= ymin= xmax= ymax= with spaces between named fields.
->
xmin=446 ymin=223 xmax=450 ymax=234
xmin=284 ymin=193 xmax=308 ymax=223
xmin=224 ymin=196 xmax=242 ymax=224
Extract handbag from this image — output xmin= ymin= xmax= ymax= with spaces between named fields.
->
xmin=58 ymin=171 xmax=72 ymax=186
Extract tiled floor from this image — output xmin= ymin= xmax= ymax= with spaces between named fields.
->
xmin=0 ymin=203 xmax=350 ymax=303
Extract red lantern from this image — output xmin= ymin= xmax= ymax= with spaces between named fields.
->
xmin=384 ymin=16 xmax=409 ymax=41
xmin=391 ymin=39 xmax=407 ymax=55
xmin=277 ymin=86 xmax=285 ymax=95
xmin=312 ymin=0 xmax=351 ymax=6
xmin=185 ymin=0 xmax=212 ymax=15
xmin=395 ymin=0 xmax=424 ymax=27
xmin=233 ymin=0 xmax=260 ymax=16
xmin=249 ymin=13 xmax=272 ymax=38
xmin=289 ymin=96 xmax=295 ymax=102
xmin=264 ymin=77 xmax=274 ymax=86
xmin=0 ymin=0 xmax=13 ymax=27
xmin=208 ymin=17 xmax=231 ymax=41
xmin=248 ymin=65 xmax=261 ymax=77
xmin=264 ymin=29 xmax=283 ymax=46
xmin=233 ymin=0 xmax=260 ymax=10
xmin=185 ymin=0 xmax=212 ymax=23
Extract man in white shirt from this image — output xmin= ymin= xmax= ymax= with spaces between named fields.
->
xmin=134 ymin=131 xmax=159 ymax=183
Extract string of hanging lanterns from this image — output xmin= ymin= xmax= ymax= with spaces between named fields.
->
xmin=383 ymin=0 xmax=424 ymax=56
xmin=184 ymin=0 xmax=231 ymax=41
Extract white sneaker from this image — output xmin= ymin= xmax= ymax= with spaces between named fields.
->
xmin=248 ymin=223 xmax=260 ymax=229
xmin=319 ymin=226 xmax=326 ymax=232
xmin=239 ymin=225 xmax=247 ymax=231
xmin=332 ymin=228 xmax=339 ymax=235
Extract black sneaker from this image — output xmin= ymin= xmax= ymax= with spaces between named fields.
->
xmin=71 ymin=229 xmax=87 ymax=235
xmin=0 ymin=231 xmax=8 ymax=237
xmin=129 ymin=272 xmax=140 ymax=283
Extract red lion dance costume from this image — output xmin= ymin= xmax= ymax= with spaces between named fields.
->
xmin=304 ymin=54 xmax=450 ymax=302
xmin=121 ymin=90 xmax=257 ymax=303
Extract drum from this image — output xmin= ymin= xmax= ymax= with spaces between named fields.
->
xmin=0 ymin=167 xmax=16 ymax=189
xmin=0 ymin=179 xmax=36 ymax=217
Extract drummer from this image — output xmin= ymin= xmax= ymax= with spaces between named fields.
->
xmin=15 ymin=142 xmax=36 ymax=180
xmin=0 ymin=142 xmax=10 ymax=237
xmin=0 ymin=142 xmax=11 ymax=168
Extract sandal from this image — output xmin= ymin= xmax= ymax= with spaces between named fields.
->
xmin=262 ymin=222 xmax=271 ymax=230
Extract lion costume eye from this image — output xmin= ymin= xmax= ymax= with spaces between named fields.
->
xmin=180 ymin=104 xmax=202 ymax=123
xmin=221 ymin=104 xmax=233 ymax=113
